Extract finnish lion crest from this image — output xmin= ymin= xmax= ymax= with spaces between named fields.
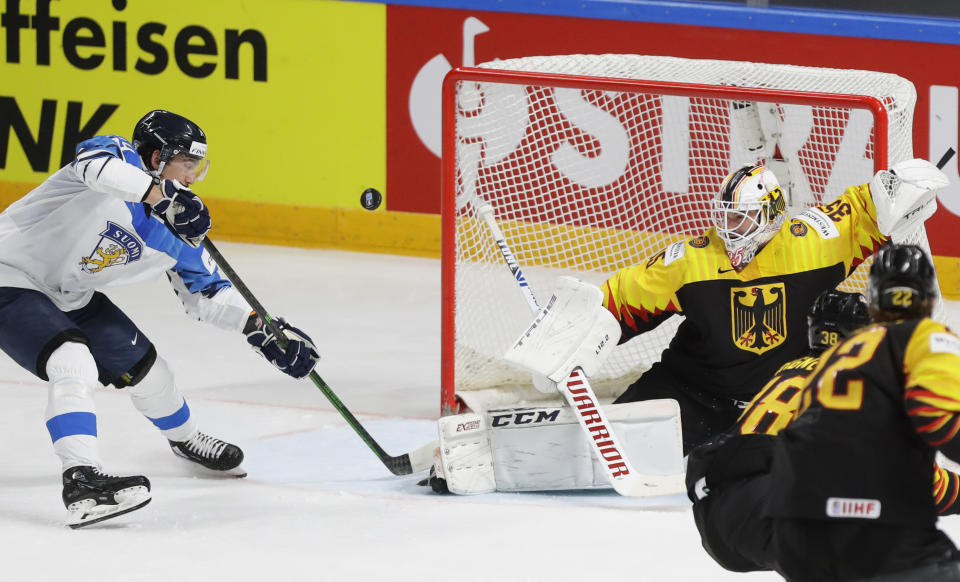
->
xmin=80 ymin=222 xmax=143 ymax=274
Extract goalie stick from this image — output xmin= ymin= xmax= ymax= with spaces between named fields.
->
xmin=475 ymin=204 xmax=682 ymax=497
xmin=201 ymin=238 xmax=435 ymax=476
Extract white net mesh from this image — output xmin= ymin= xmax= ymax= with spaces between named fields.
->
xmin=444 ymin=54 xmax=932 ymax=412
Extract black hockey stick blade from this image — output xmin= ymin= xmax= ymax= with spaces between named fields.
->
xmin=201 ymin=238 xmax=434 ymax=475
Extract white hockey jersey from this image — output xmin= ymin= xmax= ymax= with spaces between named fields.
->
xmin=0 ymin=135 xmax=250 ymax=332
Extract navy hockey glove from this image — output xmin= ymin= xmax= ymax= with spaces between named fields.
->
xmin=244 ymin=315 xmax=320 ymax=379
xmin=150 ymin=179 xmax=211 ymax=248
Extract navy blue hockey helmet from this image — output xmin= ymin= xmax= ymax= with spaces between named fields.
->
xmin=132 ymin=110 xmax=208 ymax=178
xmin=867 ymin=243 xmax=938 ymax=321
xmin=807 ymin=290 xmax=870 ymax=352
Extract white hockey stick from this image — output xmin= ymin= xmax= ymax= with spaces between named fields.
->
xmin=476 ymin=204 xmax=681 ymax=497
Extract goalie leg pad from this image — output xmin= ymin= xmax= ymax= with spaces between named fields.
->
xmin=436 ymin=413 xmax=496 ymax=495
xmin=437 ymin=400 xmax=684 ymax=494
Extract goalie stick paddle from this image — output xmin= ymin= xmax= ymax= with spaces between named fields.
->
xmin=201 ymin=238 xmax=435 ymax=476
xmin=476 ymin=204 xmax=682 ymax=497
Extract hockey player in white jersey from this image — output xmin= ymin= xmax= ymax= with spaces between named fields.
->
xmin=0 ymin=110 xmax=320 ymax=528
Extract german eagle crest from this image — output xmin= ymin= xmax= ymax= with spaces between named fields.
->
xmin=731 ymin=283 xmax=787 ymax=354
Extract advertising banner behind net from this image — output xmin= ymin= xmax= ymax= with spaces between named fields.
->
xmin=386 ymin=4 xmax=960 ymax=258
xmin=0 ymin=0 xmax=386 ymax=208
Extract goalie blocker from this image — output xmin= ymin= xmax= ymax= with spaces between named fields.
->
xmin=434 ymin=400 xmax=685 ymax=494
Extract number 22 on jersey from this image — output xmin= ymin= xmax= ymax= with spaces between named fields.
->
xmin=797 ymin=327 xmax=887 ymax=416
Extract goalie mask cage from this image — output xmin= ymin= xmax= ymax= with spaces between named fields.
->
xmin=441 ymin=54 xmax=931 ymax=416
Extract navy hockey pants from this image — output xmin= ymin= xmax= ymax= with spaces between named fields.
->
xmin=0 ymin=287 xmax=153 ymax=386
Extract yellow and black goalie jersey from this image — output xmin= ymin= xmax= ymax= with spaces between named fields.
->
xmin=603 ymin=184 xmax=886 ymax=400
xmin=767 ymin=319 xmax=960 ymax=526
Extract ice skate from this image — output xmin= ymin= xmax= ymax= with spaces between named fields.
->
xmin=62 ymin=466 xmax=151 ymax=529
xmin=169 ymin=431 xmax=246 ymax=477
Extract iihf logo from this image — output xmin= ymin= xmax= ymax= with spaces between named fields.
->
xmin=80 ymin=222 xmax=143 ymax=274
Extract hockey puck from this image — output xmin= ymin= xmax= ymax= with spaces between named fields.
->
xmin=361 ymin=188 xmax=382 ymax=210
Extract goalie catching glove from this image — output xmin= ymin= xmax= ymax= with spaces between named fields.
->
xmin=503 ymin=276 xmax=621 ymax=383
xmin=244 ymin=314 xmax=319 ymax=378
xmin=149 ymin=178 xmax=211 ymax=248
xmin=869 ymin=158 xmax=949 ymax=239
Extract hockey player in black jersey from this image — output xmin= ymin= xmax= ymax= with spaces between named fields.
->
xmin=767 ymin=243 xmax=960 ymax=581
xmin=686 ymin=289 xmax=869 ymax=572
xmin=687 ymin=287 xmax=960 ymax=575
xmin=603 ymin=160 xmax=948 ymax=452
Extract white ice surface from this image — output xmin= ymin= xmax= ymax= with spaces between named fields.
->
xmin=1 ymin=242 xmax=958 ymax=582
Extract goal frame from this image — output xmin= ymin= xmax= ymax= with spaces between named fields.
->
xmin=440 ymin=65 xmax=891 ymax=416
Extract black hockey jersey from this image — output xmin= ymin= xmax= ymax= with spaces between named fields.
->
xmin=603 ymin=184 xmax=886 ymax=400
xmin=687 ymin=350 xmax=960 ymax=515
xmin=767 ymin=318 xmax=960 ymax=526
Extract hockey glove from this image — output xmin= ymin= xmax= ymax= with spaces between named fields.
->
xmin=244 ymin=315 xmax=320 ymax=379
xmin=150 ymin=179 xmax=211 ymax=248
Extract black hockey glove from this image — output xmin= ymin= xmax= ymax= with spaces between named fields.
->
xmin=244 ymin=315 xmax=320 ymax=379
xmin=150 ymin=179 xmax=211 ymax=248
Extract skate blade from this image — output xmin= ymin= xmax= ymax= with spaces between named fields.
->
xmin=66 ymin=486 xmax=151 ymax=529
xmin=174 ymin=458 xmax=247 ymax=479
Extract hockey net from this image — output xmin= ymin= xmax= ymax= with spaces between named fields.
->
xmin=441 ymin=54 xmax=932 ymax=415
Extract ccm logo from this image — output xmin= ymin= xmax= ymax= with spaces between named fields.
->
xmin=491 ymin=409 xmax=561 ymax=427
xmin=456 ymin=420 xmax=481 ymax=432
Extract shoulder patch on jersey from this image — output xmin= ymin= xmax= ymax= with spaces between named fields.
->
xmin=795 ymin=207 xmax=840 ymax=239
xmin=663 ymin=241 xmax=686 ymax=266
xmin=688 ymin=236 xmax=710 ymax=248
xmin=930 ymin=332 xmax=960 ymax=357
xmin=789 ymin=221 xmax=808 ymax=237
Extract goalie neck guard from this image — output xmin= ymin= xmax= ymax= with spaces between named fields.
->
xmin=712 ymin=164 xmax=786 ymax=269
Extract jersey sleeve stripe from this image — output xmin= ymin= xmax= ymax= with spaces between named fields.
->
xmin=95 ymin=158 xmax=111 ymax=180
xmin=934 ymin=464 xmax=960 ymax=515
xmin=906 ymin=387 xmax=960 ymax=447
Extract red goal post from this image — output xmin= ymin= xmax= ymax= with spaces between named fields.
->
xmin=440 ymin=55 xmax=926 ymax=416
